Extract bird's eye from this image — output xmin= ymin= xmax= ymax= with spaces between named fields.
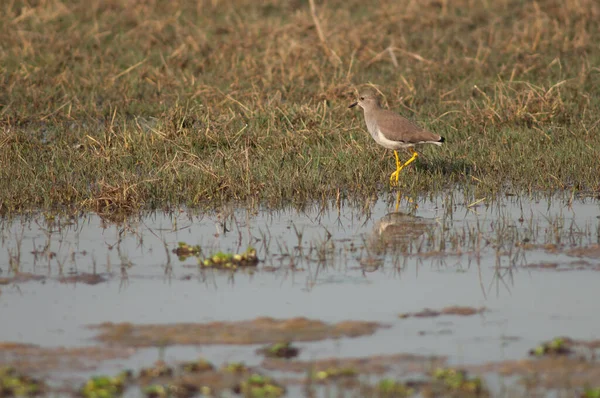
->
xmin=359 ymin=97 xmax=364 ymax=101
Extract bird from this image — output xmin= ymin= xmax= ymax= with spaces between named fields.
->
xmin=349 ymin=90 xmax=445 ymax=186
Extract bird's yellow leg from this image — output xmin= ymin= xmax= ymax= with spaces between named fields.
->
xmin=393 ymin=150 xmax=401 ymax=169
xmin=389 ymin=148 xmax=419 ymax=186
xmin=389 ymin=151 xmax=402 ymax=186
xmin=395 ymin=191 xmax=402 ymax=212
xmin=403 ymin=148 xmax=419 ymax=168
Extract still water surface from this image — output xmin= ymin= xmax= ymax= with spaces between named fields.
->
xmin=1 ymin=194 xmax=599 ymax=372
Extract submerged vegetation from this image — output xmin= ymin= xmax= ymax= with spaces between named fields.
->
xmin=0 ymin=367 xmax=46 ymax=397
xmin=1 ymin=0 xmax=599 ymax=215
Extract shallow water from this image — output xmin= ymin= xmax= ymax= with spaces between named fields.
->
xmin=1 ymin=193 xmax=599 ymax=392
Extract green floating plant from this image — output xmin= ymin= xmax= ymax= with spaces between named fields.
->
xmin=80 ymin=371 xmax=132 ymax=398
xmin=314 ymin=366 xmax=357 ymax=382
xmin=432 ymin=367 xmax=486 ymax=395
xmin=257 ymin=341 xmax=299 ymax=359
xmin=235 ymin=373 xmax=285 ymax=398
xmin=529 ymin=337 xmax=572 ymax=357
xmin=376 ymin=378 xmax=415 ymax=397
xmin=583 ymin=387 xmax=600 ymax=398
xmin=222 ymin=362 xmax=250 ymax=374
xmin=143 ymin=383 xmax=198 ymax=398
xmin=200 ymin=247 xmax=258 ymax=270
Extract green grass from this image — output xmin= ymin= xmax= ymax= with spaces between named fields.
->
xmin=1 ymin=0 xmax=599 ymax=215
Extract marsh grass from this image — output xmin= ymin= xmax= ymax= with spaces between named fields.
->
xmin=1 ymin=0 xmax=599 ymax=215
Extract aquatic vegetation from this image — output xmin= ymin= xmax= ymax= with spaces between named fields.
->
xmin=0 ymin=367 xmax=46 ymax=397
xmin=172 ymin=242 xmax=201 ymax=261
xmin=314 ymin=366 xmax=357 ymax=382
xmin=139 ymin=362 xmax=174 ymax=379
xmin=222 ymin=362 xmax=251 ymax=374
xmin=80 ymin=371 xmax=131 ymax=398
xmin=261 ymin=353 xmax=446 ymax=377
xmin=529 ymin=337 xmax=573 ymax=357
xmin=375 ymin=379 xmax=415 ymax=397
xmin=179 ymin=358 xmax=214 ymax=373
xmin=199 ymin=247 xmax=258 ymax=270
xmin=583 ymin=387 xmax=600 ymax=398
xmin=429 ymin=367 xmax=487 ymax=396
xmin=234 ymin=374 xmax=285 ymax=398
xmin=143 ymin=384 xmax=167 ymax=398
xmin=256 ymin=342 xmax=299 ymax=359
xmin=143 ymin=383 xmax=198 ymax=398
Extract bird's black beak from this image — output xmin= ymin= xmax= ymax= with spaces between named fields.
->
xmin=348 ymin=102 xmax=358 ymax=108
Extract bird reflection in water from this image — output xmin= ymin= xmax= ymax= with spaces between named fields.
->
xmin=361 ymin=192 xmax=436 ymax=273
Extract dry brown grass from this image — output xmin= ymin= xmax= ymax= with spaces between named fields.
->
xmin=1 ymin=0 xmax=599 ymax=214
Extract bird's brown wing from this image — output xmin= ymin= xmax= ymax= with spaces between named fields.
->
xmin=375 ymin=109 xmax=441 ymax=144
